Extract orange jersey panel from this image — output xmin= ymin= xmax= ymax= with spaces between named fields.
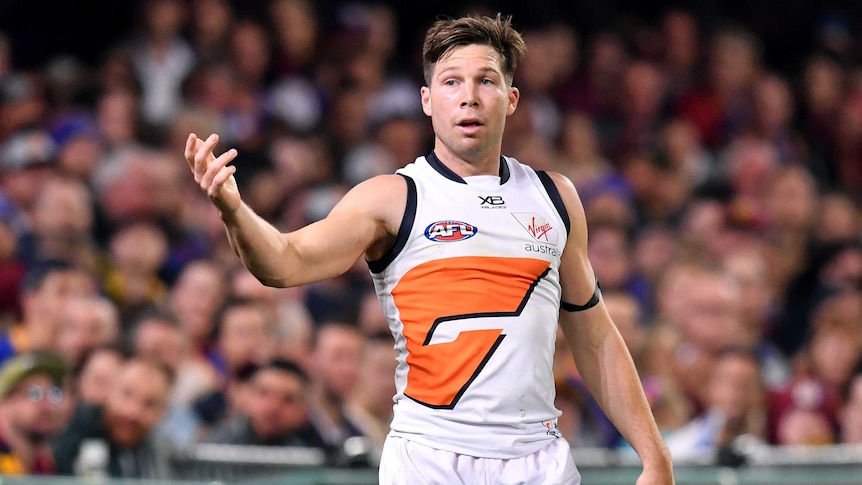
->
xmin=393 ymin=256 xmax=551 ymax=408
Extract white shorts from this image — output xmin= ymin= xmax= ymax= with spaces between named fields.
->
xmin=378 ymin=435 xmax=581 ymax=485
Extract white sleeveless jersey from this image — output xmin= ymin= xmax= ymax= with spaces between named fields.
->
xmin=368 ymin=153 xmax=571 ymax=458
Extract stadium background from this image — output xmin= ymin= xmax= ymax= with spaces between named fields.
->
xmin=1 ymin=0 xmax=862 ymax=483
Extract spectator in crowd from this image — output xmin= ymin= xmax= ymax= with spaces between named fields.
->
xmin=555 ymin=111 xmax=614 ymax=200
xmin=184 ymin=297 xmax=280 ymax=435
xmin=206 ymin=358 xmax=326 ymax=448
xmin=722 ymin=242 xmax=790 ymax=390
xmin=0 ymin=352 xmax=70 ymax=475
xmin=661 ymin=263 xmax=750 ymax=409
xmin=0 ymin=130 xmax=56 ymax=228
xmin=658 ymin=9 xmax=700 ymax=104
xmin=48 ymin=113 xmax=104 ymax=182
xmin=771 ymin=378 xmax=837 ymax=446
xmin=129 ymin=308 xmax=186 ymax=376
xmin=794 ymin=290 xmax=862 ymax=397
xmin=73 ymin=346 xmax=125 ymax=406
xmin=0 ymin=34 xmax=47 ymax=139
xmin=677 ymin=26 xmax=761 ymax=149
xmin=127 ymin=308 xmax=201 ymax=446
xmin=130 ymin=0 xmax=195 ymax=129
xmin=165 ymin=259 xmax=225 ymax=405
xmin=307 ymin=322 xmax=365 ymax=449
xmin=228 ymin=267 xmax=315 ymax=368
xmin=55 ymin=296 xmax=120 ymax=368
xmin=30 ymin=176 xmax=98 ymax=270
xmin=95 ymin=88 xmax=141 ymax=153
xmin=637 ymin=298 xmax=696 ymax=430
xmin=345 ymin=332 xmax=397 ymax=462
xmin=102 ymin=220 xmax=170 ymax=319
xmin=53 ymin=358 xmax=173 ymax=478
xmin=188 ymin=0 xmax=232 ymax=65
xmin=0 ymin=260 xmax=97 ymax=365
xmin=587 ymin=225 xmax=650 ymax=308
xmin=356 ymin=290 xmax=389 ymax=337
xmin=775 ymin=404 xmax=836 ymax=446
xmin=0 ymin=201 xmax=26 ymax=319
xmin=603 ymin=291 xmax=647 ymax=369
xmin=664 ymin=348 xmax=766 ymax=458
xmin=213 ymin=298 xmax=277 ymax=379
xmin=813 ymin=191 xmax=861 ymax=245
xmin=840 ymin=364 xmax=862 ymax=443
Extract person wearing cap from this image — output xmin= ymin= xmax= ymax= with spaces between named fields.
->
xmin=0 ymin=130 xmax=57 ymax=218
xmin=0 ymin=351 xmax=70 ymax=475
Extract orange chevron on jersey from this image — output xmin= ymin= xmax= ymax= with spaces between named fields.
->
xmin=393 ymin=256 xmax=551 ymax=408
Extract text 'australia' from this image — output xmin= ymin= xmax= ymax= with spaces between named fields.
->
xmin=525 ymin=243 xmax=559 ymax=257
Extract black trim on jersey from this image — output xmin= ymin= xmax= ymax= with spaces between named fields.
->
xmin=426 ymin=151 xmax=510 ymax=184
xmin=561 ymin=278 xmax=602 ymax=312
xmin=499 ymin=156 xmax=510 ymax=183
xmin=426 ymin=151 xmax=464 ymax=183
xmin=367 ymin=174 xmax=417 ymax=274
xmin=405 ymin=266 xmax=552 ymax=410
xmin=536 ymin=170 xmax=571 ymax=236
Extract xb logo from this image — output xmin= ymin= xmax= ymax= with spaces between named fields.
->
xmin=478 ymin=195 xmax=506 ymax=207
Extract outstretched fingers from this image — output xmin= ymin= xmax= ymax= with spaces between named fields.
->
xmin=184 ymin=133 xmax=197 ymax=171
xmin=193 ymin=134 xmax=220 ymax=183
xmin=184 ymin=132 xmax=240 ymax=202
xmin=202 ymin=148 xmax=239 ymax=196
xmin=210 ymin=164 xmax=238 ymax=196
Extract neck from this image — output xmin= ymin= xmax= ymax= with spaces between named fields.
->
xmin=432 ymin=142 xmax=501 ymax=178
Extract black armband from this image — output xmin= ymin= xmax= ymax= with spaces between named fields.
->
xmin=560 ymin=278 xmax=601 ymax=312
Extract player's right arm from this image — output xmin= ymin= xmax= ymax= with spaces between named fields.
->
xmin=185 ymin=133 xmax=403 ymax=288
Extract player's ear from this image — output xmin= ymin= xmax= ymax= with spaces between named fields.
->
xmin=421 ymin=86 xmax=432 ymax=117
xmin=506 ymin=87 xmax=519 ymax=116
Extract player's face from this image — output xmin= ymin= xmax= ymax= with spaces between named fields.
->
xmin=421 ymin=44 xmax=519 ymax=164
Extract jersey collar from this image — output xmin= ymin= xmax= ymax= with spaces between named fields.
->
xmin=426 ymin=151 xmax=510 ymax=185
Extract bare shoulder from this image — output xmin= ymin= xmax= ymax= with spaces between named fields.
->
xmin=346 ymin=174 xmax=408 ymax=199
xmin=340 ymin=174 xmax=407 ymax=209
xmin=543 ymin=171 xmax=578 ymax=200
xmin=542 ymin=171 xmax=585 ymax=223
xmin=332 ymin=174 xmax=408 ymax=230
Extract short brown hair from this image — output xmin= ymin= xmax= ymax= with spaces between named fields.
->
xmin=422 ymin=13 xmax=527 ymax=86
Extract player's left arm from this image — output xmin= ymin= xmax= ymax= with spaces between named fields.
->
xmin=548 ymin=172 xmax=674 ymax=484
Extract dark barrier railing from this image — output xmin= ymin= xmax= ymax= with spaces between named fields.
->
xmin=4 ymin=443 xmax=862 ymax=485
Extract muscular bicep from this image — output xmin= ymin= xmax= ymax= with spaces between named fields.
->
xmin=279 ymin=175 xmax=405 ymax=286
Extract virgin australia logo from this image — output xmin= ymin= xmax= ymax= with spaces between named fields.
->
xmin=512 ymin=213 xmax=558 ymax=245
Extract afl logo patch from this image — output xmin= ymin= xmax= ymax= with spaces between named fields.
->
xmin=424 ymin=220 xmax=478 ymax=242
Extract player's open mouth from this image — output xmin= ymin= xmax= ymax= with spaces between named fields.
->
xmin=457 ymin=120 xmax=484 ymax=133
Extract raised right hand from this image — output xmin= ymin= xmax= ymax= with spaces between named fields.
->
xmin=184 ymin=133 xmax=241 ymax=215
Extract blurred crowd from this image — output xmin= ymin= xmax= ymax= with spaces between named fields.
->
xmin=1 ymin=0 xmax=862 ymax=479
